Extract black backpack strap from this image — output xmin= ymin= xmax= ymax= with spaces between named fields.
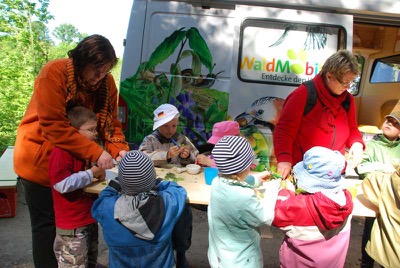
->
xmin=303 ymin=80 xmax=317 ymax=115
xmin=342 ymin=93 xmax=351 ymax=112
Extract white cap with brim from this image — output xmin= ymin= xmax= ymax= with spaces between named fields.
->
xmin=153 ymin=104 xmax=180 ymax=130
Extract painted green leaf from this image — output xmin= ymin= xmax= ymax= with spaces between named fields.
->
xmin=178 ymin=50 xmax=201 ymax=77
xmin=145 ymin=28 xmax=187 ymax=70
xmin=186 ymin=27 xmax=213 ymax=73
xmin=171 ymin=63 xmax=183 ymax=98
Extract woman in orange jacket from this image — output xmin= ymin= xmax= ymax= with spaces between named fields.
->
xmin=13 ymin=34 xmax=129 ymax=268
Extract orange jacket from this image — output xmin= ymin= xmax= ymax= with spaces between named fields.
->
xmin=14 ymin=58 xmax=128 ymax=187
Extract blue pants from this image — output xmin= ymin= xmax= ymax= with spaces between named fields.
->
xmin=172 ymin=203 xmax=192 ymax=252
xmin=20 ymin=178 xmax=58 ymax=268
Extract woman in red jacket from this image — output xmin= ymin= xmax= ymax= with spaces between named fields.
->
xmin=273 ymin=50 xmax=365 ymax=179
xmin=13 ymin=35 xmax=129 ymax=268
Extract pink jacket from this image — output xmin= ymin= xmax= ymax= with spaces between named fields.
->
xmin=273 ymin=189 xmax=354 ymax=268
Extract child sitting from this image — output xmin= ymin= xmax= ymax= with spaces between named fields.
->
xmin=196 ymin=120 xmax=240 ymax=167
xmin=139 ymin=103 xmax=197 ymax=267
xmin=356 ymin=111 xmax=400 ymax=268
xmin=48 ymin=106 xmax=106 ymax=267
xmin=91 ymin=151 xmax=187 ymax=268
xmin=208 ymin=135 xmax=281 ymax=267
xmin=273 ymin=146 xmax=354 ymax=268
xmin=139 ymin=103 xmax=198 ymax=167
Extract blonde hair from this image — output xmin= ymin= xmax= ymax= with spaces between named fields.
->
xmin=320 ymin=49 xmax=359 ymax=80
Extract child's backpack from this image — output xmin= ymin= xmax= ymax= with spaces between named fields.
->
xmin=303 ymin=80 xmax=351 ymax=115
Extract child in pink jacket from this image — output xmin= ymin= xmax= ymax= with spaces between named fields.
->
xmin=273 ymin=146 xmax=354 ymax=268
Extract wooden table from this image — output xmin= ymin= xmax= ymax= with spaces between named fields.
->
xmin=84 ymin=165 xmax=212 ymax=205
xmin=84 ymin=166 xmax=376 ymax=217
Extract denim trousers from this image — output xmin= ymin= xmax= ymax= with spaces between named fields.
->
xmin=19 ymin=178 xmax=58 ymax=268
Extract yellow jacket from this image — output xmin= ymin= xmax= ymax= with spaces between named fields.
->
xmin=14 ymin=58 xmax=128 ymax=187
xmin=363 ymin=170 xmax=400 ymax=267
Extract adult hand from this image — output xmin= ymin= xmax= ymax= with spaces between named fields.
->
xmin=348 ymin=142 xmax=364 ymax=168
xmin=277 ymin=162 xmax=292 ymax=180
xmin=97 ymin=150 xmax=114 ymax=169
xmin=115 ymin=150 xmax=127 ymax=162
xmin=168 ymin=146 xmax=180 ymax=159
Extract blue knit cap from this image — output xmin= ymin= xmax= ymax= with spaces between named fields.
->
xmin=294 ymin=147 xmax=345 ymax=193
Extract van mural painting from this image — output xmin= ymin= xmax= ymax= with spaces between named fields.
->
xmin=119 ymin=27 xmax=228 ymax=148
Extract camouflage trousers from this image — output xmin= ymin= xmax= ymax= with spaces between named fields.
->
xmin=54 ymin=223 xmax=99 ymax=268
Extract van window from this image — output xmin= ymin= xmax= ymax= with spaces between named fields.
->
xmin=370 ymin=54 xmax=400 ymax=83
xmin=238 ymin=19 xmax=346 ymax=86
xmin=348 ymin=55 xmax=365 ymax=95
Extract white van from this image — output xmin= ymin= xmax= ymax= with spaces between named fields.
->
xmin=118 ymin=0 xmax=400 ymax=167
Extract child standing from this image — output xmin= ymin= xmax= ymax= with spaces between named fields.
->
xmin=356 ymin=111 xmax=400 ymax=268
xmin=361 ymin=169 xmax=400 ymax=267
xmin=139 ymin=103 xmax=198 ymax=167
xmin=139 ymin=103 xmax=197 ymax=267
xmin=196 ymin=120 xmax=240 ymax=167
xmin=91 ymin=150 xmax=187 ymax=268
xmin=48 ymin=106 xmax=106 ymax=267
xmin=208 ymin=135 xmax=281 ymax=267
xmin=272 ymin=146 xmax=354 ymax=268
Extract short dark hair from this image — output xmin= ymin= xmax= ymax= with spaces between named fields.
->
xmin=66 ymin=106 xmax=97 ymax=129
xmin=68 ymin=34 xmax=118 ymax=75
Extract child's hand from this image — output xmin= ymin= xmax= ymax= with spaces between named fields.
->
xmin=281 ymin=179 xmax=295 ymax=192
xmin=196 ymin=154 xmax=212 ymax=166
xmin=168 ymin=146 xmax=181 ymax=158
xmin=179 ymin=147 xmax=190 ymax=159
xmin=90 ymin=166 xmax=105 ymax=181
xmin=257 ymin=170 xmax=271 ymax=181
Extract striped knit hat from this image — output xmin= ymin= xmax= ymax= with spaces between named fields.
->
xmin=118 ymin=151 xmax=157 ymax=195
xmin=212 ymin=136 xmax=254 ymax=175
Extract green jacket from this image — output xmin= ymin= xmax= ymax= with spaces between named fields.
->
xmin=357 ymin=134 xmax=400 ymax=178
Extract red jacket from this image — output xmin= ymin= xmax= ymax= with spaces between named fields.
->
xmin=273 ymin=74 xmax=364 ymax=165
xmin=49 ymin=147 xmax=96 ymax=229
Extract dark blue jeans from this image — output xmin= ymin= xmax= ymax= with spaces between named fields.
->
xmin=19 ymin=177 xmax=57 ymax=268
xmin=361 ymin=217 xmax=375 ymax=268
xmin=172 ymin=203 xmax=193 ymax=252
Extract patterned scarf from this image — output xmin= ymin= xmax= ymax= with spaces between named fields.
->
xmin=65 ymin=59 xmax=115 ymax=142
xmin=314 ymin=75 xmax=348 ymax=134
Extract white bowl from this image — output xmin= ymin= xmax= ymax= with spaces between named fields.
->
xmin=186 ymin=164 xmax=201 ymax=174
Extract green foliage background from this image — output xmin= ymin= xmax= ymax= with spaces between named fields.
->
xmin=0 ymin=0 xmax=121 ymax=152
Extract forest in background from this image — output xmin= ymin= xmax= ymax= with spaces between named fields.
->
xmin=0 ymin=0 xmax=122 ymax=151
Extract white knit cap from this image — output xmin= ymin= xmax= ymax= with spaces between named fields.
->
xmin=294 ymin=146 xmax=345 ymax=193
xmin=212 ymin=136 xmax=254 ymax=175
xmin=153 ymin=104 xmax=180 ymax=130
xmin=118 ymin=151 xmax=156 ymax=195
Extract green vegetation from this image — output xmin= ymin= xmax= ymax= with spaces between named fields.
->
xmin=0 ymin=0 xmax=121 ymax=151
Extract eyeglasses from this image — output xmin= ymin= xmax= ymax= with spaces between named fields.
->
xmin=79 ymin=127 xmax=98 ymax=134
xmin=385 ymin=118 xmax=400 ymax=127
xmin=88 ymin=65 xmax=111 ymax=76
xmin=336 ymin=77 xmax=355 ymax=88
